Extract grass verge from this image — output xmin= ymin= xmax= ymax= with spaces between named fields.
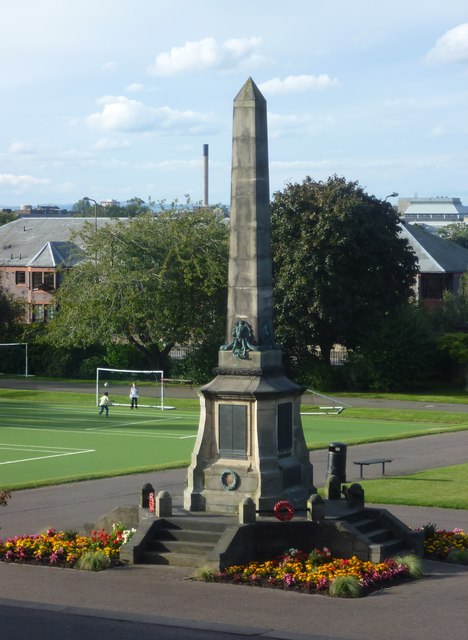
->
xmin=360 ymin=464 xmax=468 ymax=510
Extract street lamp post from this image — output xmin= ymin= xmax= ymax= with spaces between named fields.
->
xmin=83 ymin=197 xmax=99 ymax=262
xmin=384 ymin=192 xmax=399 ymax=201
xmin=83 ymin=196 xmax=98 ymax=233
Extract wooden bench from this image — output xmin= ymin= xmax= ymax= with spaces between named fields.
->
xmin=353 ymin=458 xmax=393 ymax=479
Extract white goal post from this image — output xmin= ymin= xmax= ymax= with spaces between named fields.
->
xmin=0 ymin=343 xmax=29 ymax=377
xmin=96 ymin=368 xmax=175 ymax=410
xmin=300 ymin=389 xmax=351 ymax=415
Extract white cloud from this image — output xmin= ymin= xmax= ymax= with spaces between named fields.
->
xmin=93 ymin=138 xmax=131 ymax=150
xmin=428 ymin=125 xmax=446 ymax=137
xmin=148 ymin=36 xmax=263 ymax=75
xmin=0 ymin=173 xmax=50 ymax=191
xmin=271 ymin=160 xmax=332 ymax=170
xmin=140 ymin=159 xmax=200 ymax=170
xmin=8 ymin=140 xmax=45 ymax=155
xmin=125 ymin=83 xmax=144 ymax=93
xmin=426 ymin=23 xmax=468 ymax=64
xmin=268 ymin=112 xmax=333 ymax=138
xmin=259 ymin=74 xmax=338 ymax=94
xmin=86 ymin=96 xmax=216 ymax=135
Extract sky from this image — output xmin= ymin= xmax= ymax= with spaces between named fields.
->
xmin=1 ymin=0 xmax=468 ymax=209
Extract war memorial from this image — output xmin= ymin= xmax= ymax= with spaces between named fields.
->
xmin=114 ymin=79 xmax=423 ymax=569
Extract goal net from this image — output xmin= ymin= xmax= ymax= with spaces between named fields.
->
xmin=300 ymin=389 xmax=351 ymax=415
xmin=0 ymin=343 xmax=29 ymax=377
xmin=95 ymin=368 xmax=175 ymax=410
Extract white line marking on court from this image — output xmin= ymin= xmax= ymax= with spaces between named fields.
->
xmin=85 ymin=418 xmax=159 ymax=431
xmin=0 ymin=443 xmax=89 ymax=451
xmin=0 ymin=448 xmax=95 ymax=465
xmin=6 ymin=426 xmax=195 ymax=440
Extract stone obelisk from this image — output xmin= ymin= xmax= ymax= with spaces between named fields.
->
xmin=184 ymin=78 xmax=314 ymax=514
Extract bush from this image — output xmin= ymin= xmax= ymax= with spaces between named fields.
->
xmin=328 ymin=575 xmax=363 ymax=598
xmin=345 ymin=305 xmax=437 ymax=392
xmin=76 ymin=550 xmax=111 ymax=571
xmin=392 ymin=554 xmax=424 ymax=579
xmin=446 ymin=549 xmax=468 ymax=565
xmin=170 ymin=342 xmax=221 ymax=385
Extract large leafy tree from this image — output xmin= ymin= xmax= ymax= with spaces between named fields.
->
xmin=438 ymin=223 xmax=468 ymax=249
xmin=0 ymin=274 xmax=23 ymax=339
xmin=46 ymin=208 xmax=228 ymax=369
xmin=270 ymin=175 xmax=418 ymax=363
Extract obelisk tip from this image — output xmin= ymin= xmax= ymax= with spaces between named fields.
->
xmin=234 ymin=77 xmax=266 ymax=105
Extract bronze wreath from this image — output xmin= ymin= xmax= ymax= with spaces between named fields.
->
xmin=220 ymin=469 xmax=241 ymax=491
xmin=273 ymin=499 xmax=295 ymax=521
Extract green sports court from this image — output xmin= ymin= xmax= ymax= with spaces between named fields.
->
xmin=1 ymin=387 xmax=462 ymax=491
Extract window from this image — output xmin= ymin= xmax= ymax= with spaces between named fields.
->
xmin=43 ymin=272 xmax=55 ymax=290
xmin=32 ymin=304 xmax=55 ymax=323
xmin=32 ymin=272 xmax=43 ymax=289
xmin=15 ymin=271 xmax=26 ymax=285
xmin=32 ymin=304 xmax=44 ymax=322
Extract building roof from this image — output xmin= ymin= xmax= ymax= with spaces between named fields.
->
xmin=403 ymin=197 xmax=468 ymax=216
xmin=0 ymin=217 xmax=118 ymax=268
xmin=399 ymin=222 xmax=468 ymax=273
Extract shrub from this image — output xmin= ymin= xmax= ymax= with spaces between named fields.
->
xmin=328 ymin=576 xmax=363 ymax=598
xmin=345 ymin=305 xmax=436 ymax=391
xmin=0 ymin=490 xmax=10 ymax=508
xmin=76 ymin=550 xmax=111 ymax=571
xmin=446 ymin=549 xmax=468 ymax=565
xmin=392 ymin=554 xmax=424 ymax=579
xmin=193 ymin=565 xmax=216 ymax=581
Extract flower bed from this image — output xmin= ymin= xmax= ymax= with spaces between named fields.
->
xmin=214 ymin=547 xmax=413 ymax=596
xmin=0 ymin=524 xmax=135 ymax=568
xmin=422 ymin=526 xmax=468 ymax=562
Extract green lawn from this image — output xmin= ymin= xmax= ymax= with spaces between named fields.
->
xmin=358 ymin=464 xmax=468 ymax=510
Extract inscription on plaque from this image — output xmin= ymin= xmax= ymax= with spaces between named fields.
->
xmin=219 ymin=404 xmax=248 ymax=459
xmin=277 ymin=402 xmax=293 ymax=454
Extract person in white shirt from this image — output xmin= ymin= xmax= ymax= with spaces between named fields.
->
xmin=99 ymin=391 xmax=111 ymax=417
xmin=130 ymin=383 xmax=139 ymax=409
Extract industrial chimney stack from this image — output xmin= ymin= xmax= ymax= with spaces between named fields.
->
xmin=203 ymin=144 xmax=209 ymax=206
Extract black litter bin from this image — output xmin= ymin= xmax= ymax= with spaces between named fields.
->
xmin=326 ymin=442 xmax=347 ymax=483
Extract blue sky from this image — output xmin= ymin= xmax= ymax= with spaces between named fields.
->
xmin=1 ymin=0 xmax=467 ymax=208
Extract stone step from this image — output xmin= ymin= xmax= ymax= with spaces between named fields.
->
xmin=350 ymin=517 xmax=381 ymax=533
xmin=366 ymin=528 xmax=396 ymax=543
xmin=156 ymin=528 xmax=222 ymax=544
xmin=160 ymin=518 xmax=227 ymax=533
xmin=379 ymin=539 xmax=409 ymax=558
xmin=148 ymin=539 xmax=215 ymax=555
xmin=139 ymin=550 xmax=206 ymax=567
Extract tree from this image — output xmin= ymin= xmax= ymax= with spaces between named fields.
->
xmin=438 ymin=223 xmax=468 ymax=249
xmin=0 ymin=273 xmax=23 ymax=339
xmin=270 ymin=175 xmax=418 ymax=363
xmin=0 ymin=211 xmax=18 ymax=226
xmin=72 ymin=197 xmax=153 ymax=218
xmin=45 ymin=208 xmax=228 ymax=370
xmin=347 ymin=304 xmax=437 ymax=391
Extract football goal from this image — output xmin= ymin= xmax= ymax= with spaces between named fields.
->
xmin=300 ymin=389 xmax=351 ymax=415
xmin=0 ymin=343 xmax=29 ymax=377
xmin=96 ymin=368 xmax=175 ymax=410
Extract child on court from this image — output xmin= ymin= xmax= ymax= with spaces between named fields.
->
xmin=129 ymin=383 xmax=139 ymax=409
xmin=98 ymin=391 xmax=111 ymax=417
